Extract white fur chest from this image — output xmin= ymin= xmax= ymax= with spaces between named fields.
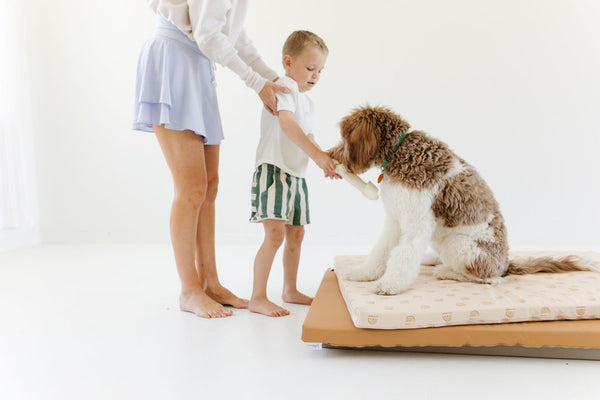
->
xmin=379 ymin=176 xmax=438 ymax=226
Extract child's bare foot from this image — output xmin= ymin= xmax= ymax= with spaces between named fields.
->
xmin=282 ymin=289 xmax=313 ymax=305
xmin=180 ymin=290 xmax=233 ymax=318
xmin=248 ymin=298 xmax=290 ymax=317
xmin=205 ymin=285 xmax=249 ymax=309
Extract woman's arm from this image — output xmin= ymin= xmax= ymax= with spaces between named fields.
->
xmin=234 ymin=29 xmax=278 ymax=82
xmin=235 ymin=30 xmax=291 ymax=115
xmin=187 ymin=1 xmax=288 ymax=113
xmin=188 ymin=0 xmax=267 ymax=93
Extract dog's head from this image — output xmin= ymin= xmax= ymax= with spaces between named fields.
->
xmin=328 ymin=105 xmax=410 ymax=174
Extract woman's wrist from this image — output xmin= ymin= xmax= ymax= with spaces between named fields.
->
xmin=254 ymin=77 xmax=269 ymax=94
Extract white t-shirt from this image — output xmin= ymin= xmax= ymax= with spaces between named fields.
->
xmin=254 ymin=76 xmax=315 ymax=178
xmin=148 ymin=0 xmax=277 ymax=93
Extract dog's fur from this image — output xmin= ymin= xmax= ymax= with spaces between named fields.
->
xmin=329 ymin=106 xmax=599 ymax=295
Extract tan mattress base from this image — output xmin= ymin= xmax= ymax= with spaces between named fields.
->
xmin=301 ymin=269 xmax=600 ymax=360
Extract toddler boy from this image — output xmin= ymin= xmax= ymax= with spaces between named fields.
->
xmin=248 ymin=31 xmax=338 ymax=317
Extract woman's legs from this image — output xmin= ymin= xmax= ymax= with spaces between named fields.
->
xmin=195 ymin=145 xmax=248 ymax=308
xmin=248 ymin=220 xmax=290 ymax=317
xmin=153 ymin=125 xmax=231 ymax=318
xmin=282 ymin=225 xmax=312 ymax=305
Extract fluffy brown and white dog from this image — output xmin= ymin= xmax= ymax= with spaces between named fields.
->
xmin=329 ymin=105 xmax=599 ymax=295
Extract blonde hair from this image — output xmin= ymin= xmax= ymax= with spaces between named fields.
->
xmin=282 ymin=30 xmax=329 ymax=58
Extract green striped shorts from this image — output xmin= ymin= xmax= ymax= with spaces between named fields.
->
xmin=250 ymin=163 xmax=310 ymax=226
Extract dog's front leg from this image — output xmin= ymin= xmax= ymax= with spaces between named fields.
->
xmin=372 ymin=213 xmax=435 ymax=295
xmin=343 ymin=218 xmax=400 ymax=281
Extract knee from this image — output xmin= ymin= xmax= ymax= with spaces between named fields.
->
xmin=175 ymin=185 xmax=207 ymax=209
xmin=286 ymin=227 xmax=305 ymax=249
xmin=204 ymin=176 xmax=219 ymax=203
xmin=264 ymin=226 xmax=285 ymax=248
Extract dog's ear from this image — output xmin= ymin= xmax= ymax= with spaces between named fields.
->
xmin=345 ymin=116 xmax=379 ymax=171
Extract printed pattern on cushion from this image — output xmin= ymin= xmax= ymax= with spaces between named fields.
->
xmin=335 ymin=252 xmax=600 ymax=329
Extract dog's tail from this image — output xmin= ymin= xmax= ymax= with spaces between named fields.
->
xmin=506 ymin=255 xmax=600 ymax=276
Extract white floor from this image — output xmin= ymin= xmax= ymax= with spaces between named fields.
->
xmin=1 ymin=244 xmax=599 ymax=400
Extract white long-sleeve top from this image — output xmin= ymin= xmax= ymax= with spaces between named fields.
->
xmin=148 ymin=0 xmax=278 ymax=93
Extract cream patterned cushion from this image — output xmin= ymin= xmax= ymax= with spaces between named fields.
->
xmin=335 ymin=251 xmax=600 ymax=329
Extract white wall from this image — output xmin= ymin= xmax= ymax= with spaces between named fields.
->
xmin=23 ymin=0 xmax=600 ymax=250
xmin=0 ymin=0 xmax=40 ymax=252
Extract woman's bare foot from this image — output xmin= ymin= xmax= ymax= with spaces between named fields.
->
xmin=180 ymin=290 xmax=233 ymax=318
xmin=205 ymin=285 xmax=249 ymax=309
xmin=282 ymin=289 xmax=313 ymax=305
xmin=248 ymin=297 xmax=290 ymax=317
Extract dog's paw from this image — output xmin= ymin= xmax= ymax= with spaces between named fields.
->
xmin=433 ymin=265 xmax=463 ymax=281
xmin=421 ymin=249 xmax=442 ymax=266
xmin=371 ymin=279 xmax=409 ymax=295
xmin=342 ymin=262 xmax=384 ymax=282
xmin=480 ymin=276 xmax=505 ymax=285
xmin=343 ymin=267 xmax=377 ymax=282
xmin=434 ymin=265 xmax=505 ymax=285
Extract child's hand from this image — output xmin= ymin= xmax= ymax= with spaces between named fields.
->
xmin=325 ymin=170 xmax=342 ymax=179
xmin=313 ymin=151 xmax=341 ymax=179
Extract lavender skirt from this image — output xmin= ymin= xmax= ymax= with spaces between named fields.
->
xmin=132 ymin=16 xmax=224 ymax=145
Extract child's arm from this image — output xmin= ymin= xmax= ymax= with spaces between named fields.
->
xmin=307 ymin=134 xmax=320 ymax=149
xmin=307 ymin=134 xmax=339 ymax=178
xmin=278 ymin=111 xmax=337 ymax=176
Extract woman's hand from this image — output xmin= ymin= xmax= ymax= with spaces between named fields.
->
xmin=259 ymin=80 xmax=290 ymax=115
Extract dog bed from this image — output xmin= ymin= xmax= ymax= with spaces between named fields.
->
xmin=301 ymin=253 xmax=600 ymax=359
xmin=335 ymin=252 xmax=600 ymax=329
